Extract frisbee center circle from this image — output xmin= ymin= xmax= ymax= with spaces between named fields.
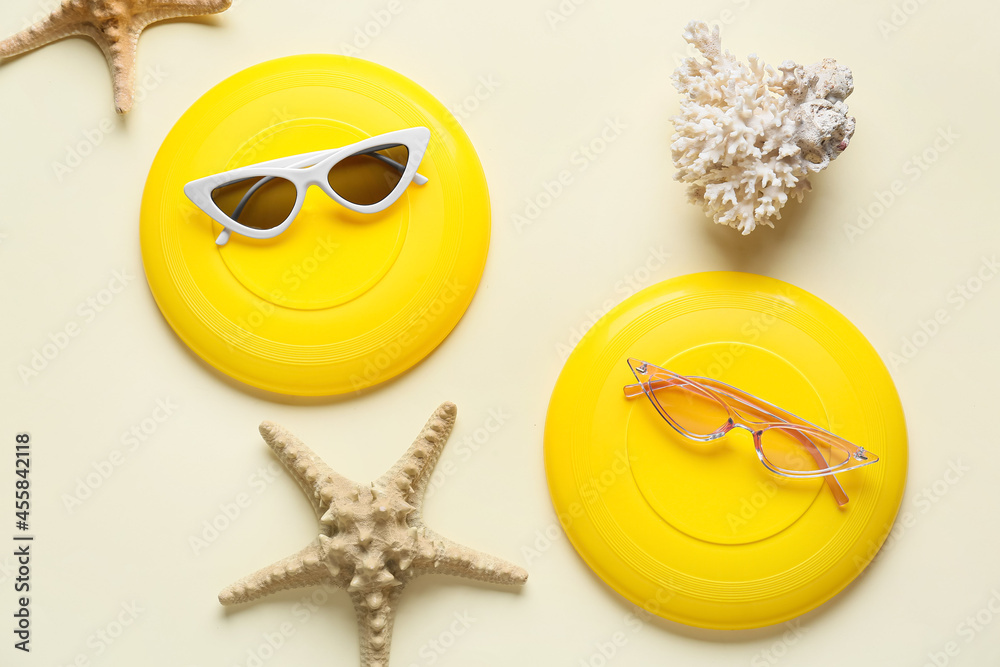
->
xmin=626 ymin=343 xmax=828 ymax=545
xmin=217 ymin=119 xmax=409 ymax=311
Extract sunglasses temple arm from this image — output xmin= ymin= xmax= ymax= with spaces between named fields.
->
xmin=256 ymin=149 xmax=337 ymax=169
xmin=623 ymin=382 xmax=645 ymax=399
xmin=699 ymin=385 xmax=849 ymax=505
xmin=698 ymin=378 xmax=831 ymax=435
xmin=364 ymin=151 xmax=428 ymax=185
xmin=623 ymin=379 xmax=849 ymax=505
xmin=231 ymin=148 xmax=429 ymax=184
xmin=256 ymin=150 xmax=429 ymax=185
xmin=789 ymin=432 xmax=849 ymax=505
xmin=208 ymin=175 xmax=270 ymax=246
xmin=623 ymin=378 xmax=684 ymax=398
xmin=696 ymin=384 xmax=850 ymax=504
xmin=715 ymin=390 xmax=850 ymax=505
xmin=229 ymin=176 xmax=277 ymax=223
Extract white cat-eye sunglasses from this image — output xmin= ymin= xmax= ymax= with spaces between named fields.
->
xmin=184 ymin=127 xmax=431 ymax=246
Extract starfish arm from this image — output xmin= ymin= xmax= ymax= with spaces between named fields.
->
xmin=0 ymin=3 xmax=90 ymax=58
xmin=411 ymin=530 xmax=528 ymax=586
xmin=148 ymin=0 xmax=232 ymax=11
xmin=350 ymin=585 xmax=403 ymax=667
xmin=137 ymin=0 xmax=232 ymax=25
xmin=259 ymin=421 xmax=358 ymax=520
xmin=376 ymin=402 xmax=457 ymax=500
xmin=104 ymin=30 xmax=140 ymax=114
xmin=219 ymin=537 xmax=338 ymax=605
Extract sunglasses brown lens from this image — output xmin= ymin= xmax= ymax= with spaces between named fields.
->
xmin=327 ymin=144 xmax=409 ymax=206
xmin=211 ymin=176 xmax=297 ymax=230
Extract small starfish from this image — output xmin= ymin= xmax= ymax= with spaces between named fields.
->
xmin=219 ymin=403 xmax=528 ymax=667
xmin=0 ymin=0 xmax=232 ymax=114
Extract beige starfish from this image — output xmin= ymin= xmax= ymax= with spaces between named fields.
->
xmin=219 ymin=403 xmax=528 ymax=667
xmin=0 ymin=0 xmax=232 ymax=114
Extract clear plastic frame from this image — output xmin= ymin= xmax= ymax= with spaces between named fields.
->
xmin=624 ymin=358 xmax=879 ymax=506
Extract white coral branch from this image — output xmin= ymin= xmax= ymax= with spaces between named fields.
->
xmin=670 ymin=20 xmax=855 ymax=234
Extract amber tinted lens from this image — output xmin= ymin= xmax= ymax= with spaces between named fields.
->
xmin=327 ymin=144 xmax=409 ymax=206
xmin=760 ymin=426 xmax=851 ymax=473
xmin=647 ymin=377 xmax=730 ymax=436
xmin=211 ymin=176 xmax=297 ymax=231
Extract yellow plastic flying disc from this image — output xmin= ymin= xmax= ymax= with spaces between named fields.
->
xmin=140 ymin=56 xmax=490 ymax=396
xmin=544 ymin=271 xmax=907 ymax=629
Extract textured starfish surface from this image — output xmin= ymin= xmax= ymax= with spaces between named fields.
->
xmin=0 ymin=0 xmax=232 ymax=113
xmin=219 ymin=402 xmax=528 ymax=667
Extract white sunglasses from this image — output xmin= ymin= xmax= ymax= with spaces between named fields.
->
xmin=184 ymin=127 xmax=431 ymax=245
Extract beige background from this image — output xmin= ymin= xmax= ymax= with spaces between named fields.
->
xmin=1 ymin=0 xmax=998 ymax=664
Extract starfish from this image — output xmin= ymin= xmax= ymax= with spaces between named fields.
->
xmin=0 ymin=0 xmax=232 ymax=114
xmin=219 ymin=402 xmax=528 ymax=667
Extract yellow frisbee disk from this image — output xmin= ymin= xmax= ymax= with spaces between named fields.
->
xmin=141 ymin=56 xmax=490 ymax=396
xmin=544 ymin=271 xmax=907 ymax=629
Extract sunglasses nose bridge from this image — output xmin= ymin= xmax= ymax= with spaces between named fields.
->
xmin=728 ymin=421 xmax=757 ymax=436
xmin=300 ymin=162 xmax=328 ymax=187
